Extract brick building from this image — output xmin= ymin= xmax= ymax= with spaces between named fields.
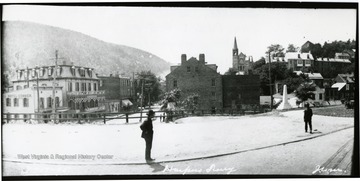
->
xmin=166 ymin=54 xmax=223 ymax=110
xmin=314 ymin=57 xmax=351 ymax=77
xmin=222 ymin=75 xmax=260 ymax=109
xmin=285 ymin=52 xmax=315 ymax=71
xmin=98 ymin=74 xmax=134 ymax=112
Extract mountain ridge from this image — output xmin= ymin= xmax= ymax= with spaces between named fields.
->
xmin=2 ymin=21 xmax=171 ymax=80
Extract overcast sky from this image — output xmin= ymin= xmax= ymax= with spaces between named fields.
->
xmin=2 ymin=5 xmax=356 ymax=74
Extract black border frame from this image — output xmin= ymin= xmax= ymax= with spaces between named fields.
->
xmin=1 ymin=1 xmax=358 ymax=180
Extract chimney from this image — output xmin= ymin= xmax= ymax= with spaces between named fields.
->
xmin=199 ymin=54 xmax=205 ymax=64
xmin=181 ymin=54 xmax=187 ymax=65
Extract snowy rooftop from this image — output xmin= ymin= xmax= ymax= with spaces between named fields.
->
xmin=316 ymin=58 xmax=351 ymax=63
xmin=331 ymin=83 xmax=346 ymax=91
xmin=285 ymin=52 xmax=314 ymax=60
xmin=304 ymin=73 xmax=323 ymax=80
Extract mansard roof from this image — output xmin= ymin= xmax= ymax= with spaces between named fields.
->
xmin=13 ymin=63 xmax=99 ymax=82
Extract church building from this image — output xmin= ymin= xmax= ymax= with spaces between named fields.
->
xmin=232 ymin=37 xmax=254 ymax=75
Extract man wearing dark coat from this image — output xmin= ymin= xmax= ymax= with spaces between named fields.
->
xmin=304 ymin=103 xmax=313 ymax=134
xmin=140 ymin=110 xmax=155 ymax=161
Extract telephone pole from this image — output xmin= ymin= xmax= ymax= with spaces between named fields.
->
xmin=51 ymin=50 xmax=64 ymax=116
xmin=52 ymin=51 xmax=58 ymax=114
xmin=139 ymin=80 xmax=144 ymax=122
xmin=268 ymin=51 xmax=273 ymax=111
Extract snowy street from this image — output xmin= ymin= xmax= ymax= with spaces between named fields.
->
xmin=2 ymin=109 xmax=354 ymax=176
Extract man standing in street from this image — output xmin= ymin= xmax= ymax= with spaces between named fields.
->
xmin=140 ymin=110 xmax=155 ymax=162
xmin=304 ymin=103 xmax=313 ymax=134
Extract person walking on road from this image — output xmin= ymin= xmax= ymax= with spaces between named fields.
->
xmin=140 ymin=110 xmax=155 ymax=162
xmin=304 ymin=103 xmax=313 ymax=134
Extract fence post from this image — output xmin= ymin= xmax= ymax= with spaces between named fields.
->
xmin=126 ymin=113 xmax=129 ymax=124
xmin=103 ymin=114 xmax=106 ymax=124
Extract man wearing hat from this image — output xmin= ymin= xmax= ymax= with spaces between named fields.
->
xmin=140 ymin=110 xmax=155 ymax=161
xmin=304 ymin=103 xmax=313 ymax=134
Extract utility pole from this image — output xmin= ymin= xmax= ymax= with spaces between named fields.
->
xmin=52 ymin=51 xmax=58 ymax=114
xmin=50 ymin=50 xmax=64 ymax=120
xmin=119 ymin=74 xmax=122 ymax=113
xmin=148 ymin=90 xmax=151 ymax=109
xmin=36 ymin=66 xmax=40 ymax=113
xmin=139 ymin=80 xmax=144 ymax=122
xmin=268 ymin=51 xmax=273 ymax=111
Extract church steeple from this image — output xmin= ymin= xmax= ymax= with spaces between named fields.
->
xmin=233 ymin=37 xmax=238 ymax=49
xmin=233 ymin=37 xmax=238 ymax=56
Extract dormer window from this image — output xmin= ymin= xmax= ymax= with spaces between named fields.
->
xmin=32 ymin=69 xmax=36 ymax=77
xmin=56 ymin=66 xmax=62 ymax=76
xmin=71 ymin=66 xmax=76 ymax=76
xmin=88 ymin=69 xmax=93 ymax=77
xmin=24 ymin=70 xmax=28 ymax=80
xmin=79 ymin=67 xmax=85 ymax=77
xmin=298 ymin=54 xmax=301 ymax=59
xmin=48 ymin=67 xmax=53 ymax=76
xmin=39 ymin=68 xmax=44 ymax=77
xmin=307 ymin=54 xmax=310 ymax=59
xmin=187 ymin=66 xmax=191 ymax=72
xmin=17 ymin=70 xmax=21 ymax=80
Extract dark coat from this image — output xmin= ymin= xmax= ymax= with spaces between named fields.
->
xmin=304 ymin=108 xmax=313 ymax=122
xmin=140 ymin=118 xmax=153 ymax=139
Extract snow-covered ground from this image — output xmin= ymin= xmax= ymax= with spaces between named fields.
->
xmin=2 ymin=109 xmax=354 ymax=165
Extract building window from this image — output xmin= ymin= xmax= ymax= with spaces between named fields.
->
xmin=24 ymin=70 xmax=28 ymax=80
xmin=211 ymin=78 xmax=216 ymax=86
xmin=346 ymin=84 xmax=349 ymax=90
xmin=55 ymin=97 xmax=60 ymax=107
xmin=14 ymin=98 xmax=19 ymax=107
xmin=195 ymin=67 xmax=199 ymax=72
xmin=48 ymin=67 xmax=53 ymax=76
xmin=17 ymin=71 xmax=21 ymax=80
xmin=94 ymin=83 xmax=97 ymax=91
xmin=16 ymin=85 xmax=22 ymax=90
xmin=88 ymin=69 xmax=93 ymax=77
xmin=68 ymin=82 xmax=73 ymax=91
xmin=23 ymin=98 xmax=29 ymax=107
xmin=6 ymin=98 xmax=11 ymax=107
xmin=187 ymin=66 xmax=191 ymax=72
xmin=40 ymin=98 xmax=44 ymax=109
xmin=298 ymin=54 xmax=301 ymax=58
xmin=39 ymin=68 xmax=44 ymax=77
xmin=71 ymin=66 xmax=76 ymax=76
xmin=56 ymin=66 xmax=62 ymax=76
xmin=297 ymin=59 xmax=303 ymax=66
xmin=75 ymin=82 xmax=80 ymax=91
xmin=305 ymin=60 xmax=311 ymax=66
xmin=212 ymin=92 xmax=216 ymax=100
xmin=47 ymin=97 xmax=52 ymax=108
xmin=88 ymin=83 xmax=92 ymax=91
xmin=319 ymin=93 xmax=323 ymax=100
xmin=81 ymin=83 xmax=86 ymax=91
xmin=41 ymin=84 xmax=47 ymax=86
xmin=173 ymin=80 xmax=177 ymax=88
xmin=24 ymin=85 xmax=28 ymax=89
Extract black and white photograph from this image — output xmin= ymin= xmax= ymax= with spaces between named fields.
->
xmin=1 ymin=1 xmax=358 ymax=178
